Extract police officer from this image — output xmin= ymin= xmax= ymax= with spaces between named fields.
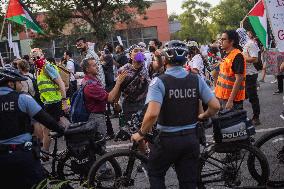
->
xmin=131 ymin=40 xmax=220 ymax=189
xmin=0 ymin=68 xmax=65 ymax=189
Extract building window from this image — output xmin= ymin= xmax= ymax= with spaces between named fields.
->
xmin=111 ymin=26 xmax=157 ymax=48
xmin=0 ymin=41 xmax=21 ymax=59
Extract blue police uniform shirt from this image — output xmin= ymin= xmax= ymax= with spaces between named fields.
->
xmin=0 ymin=87 xmax=42 ymax=144
xmin=146 ymin=66 xmax=214 ymax=132
xmin=45 ymin=63 xmax=60 ymax=80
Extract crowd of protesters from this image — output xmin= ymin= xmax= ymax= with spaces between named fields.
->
xmin=1 ymin=27 xmax=284 ymax=188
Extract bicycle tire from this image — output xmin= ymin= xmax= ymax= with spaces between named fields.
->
xmin=252 ymin=128 xmax=284 ymax=187
xmin=198 ymin=142 xmax=269 ymax=189
xmin=57 ymin=150 xmax=120 ymax=185
xmin=88 ymin=149 xmax=148 ymax=188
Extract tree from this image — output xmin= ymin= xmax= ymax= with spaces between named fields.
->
xmin=209 ymin=0 xmax=254 ymax=34
xmin=168 ymin=12 xmax=179 ymax=22
xmin=21 ymin=0 xmax=151 ymax=43
xmin=176 ymin=0 xmax=211 ymax=44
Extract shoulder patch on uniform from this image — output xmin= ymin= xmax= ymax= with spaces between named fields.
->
xmin=150 ymin=77 xmax=158 ymax=87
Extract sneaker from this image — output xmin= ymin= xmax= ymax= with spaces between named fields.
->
xmin=252 ymin=117 xmax=261 ymax=126
xmin=259 ymin=79 xmax=265 ymax=83
xmin=273 ymin=90 xmax=283 ymax=95
xmin=280 ymin=112 xmax=284 ymax=120
xmin=271 ymin=79 xmax=277 ymax=84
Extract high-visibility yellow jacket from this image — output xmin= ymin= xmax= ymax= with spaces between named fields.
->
xmin=215 ymin=49 xmax=246 ymax=101
xmin=37 ymin=63 xmax=62 ymax=104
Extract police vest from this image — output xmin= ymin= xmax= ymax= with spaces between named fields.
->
xmin=0 ymin=91 xmax=32 ymax=140
xmin=37 ymin=63 xmax=62 ymax=104
xmin=157 ymin=73 xmax=199 ymax=126
xmin=215 ymin=49 xmax=246 ymax=101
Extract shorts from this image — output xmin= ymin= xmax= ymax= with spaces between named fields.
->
xmin=44 ymin=101 xmax=62 ymax=122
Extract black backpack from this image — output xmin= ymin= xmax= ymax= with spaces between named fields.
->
xmin=253 ymin=51 xmax=263 ymax=71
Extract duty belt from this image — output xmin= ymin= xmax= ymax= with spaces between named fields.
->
xmin=159 ymin=128 xmax=197 ymax=137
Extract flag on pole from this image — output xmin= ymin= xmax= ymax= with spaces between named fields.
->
xmin=5 ymin=0 xmax=44 ymax=34
xmin=248 ymin=0 xmax=267 ymax=48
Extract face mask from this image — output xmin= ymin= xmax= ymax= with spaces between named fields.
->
xmin=149 ymin=46 xmax=156 ymax=53
xmin=134 ymin=52 xmax=145 ymax=63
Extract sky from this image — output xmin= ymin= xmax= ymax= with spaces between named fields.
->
xmin=166 ymin=0 xmax=221 ymax=15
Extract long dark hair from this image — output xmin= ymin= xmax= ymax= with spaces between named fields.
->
xmin=223 ymin=30 xmax=243 ymax=51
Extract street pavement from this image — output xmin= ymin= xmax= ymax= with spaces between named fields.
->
xmin=45 ymin=75 xmax=284 ymax=188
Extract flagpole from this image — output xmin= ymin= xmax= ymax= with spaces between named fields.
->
xmin=0 ymin=0 xmax=10 ymax=67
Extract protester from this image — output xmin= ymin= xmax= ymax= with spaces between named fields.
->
xmin=186 ymin=40 xmax=205 ymax=79
xmin=76 ymin=37 xmax=105 ymax=87
xmin=114 ymin=45 xmax=128 ymax=68
xmin=237 ymin=28 xmax=261 ymax=125
xmin=17 ymin=59 xmax=35 ymax=96
xmin=215 ymin=30 xmax=246 ymax=110
xmin=31 ymin=48 xmax=69 ymax=156
xmin=81 ymin=57 xmax=127 ymax=141
xmin=63 ymin=50 xmax=77 ymax=96
xmin=117 ymin=45 xmax=150 ymax=121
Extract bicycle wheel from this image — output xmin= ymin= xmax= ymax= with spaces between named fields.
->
xmin=88 ymin=149 xmax=149 ymax=189
xmin=198 ymin=142 xmax=269 ymax=189
xmin=253 ymin=128 xmax=284 ymax=187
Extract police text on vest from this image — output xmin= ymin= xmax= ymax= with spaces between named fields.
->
xmin=169 ymin=88 xmax=197 ymax=99
xmin=0 ymin=102 xmax=15 ymax=111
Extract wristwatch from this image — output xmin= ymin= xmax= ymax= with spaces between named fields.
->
xmin=138 ymin=130 xmax=146 ymax=137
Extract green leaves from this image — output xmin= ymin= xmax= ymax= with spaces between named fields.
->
xmin=172 ymin=0 xmax=255 ymax=43
xmin=1 ymin=0 xmax=150 ymax=42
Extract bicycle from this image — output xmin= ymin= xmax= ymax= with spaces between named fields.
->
xmin=87 ymin=118 xmax=270 ymax=188
xmin=40 ymin=128 xmax=120 ymax=186
xmin=251 ymin=126 xmax=284 ymax=188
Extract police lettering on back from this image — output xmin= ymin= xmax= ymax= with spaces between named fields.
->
xmin=0 ymin=101 xmax=15 ymax=111
xmin=169 ymin=88 xmax=197 ymax=99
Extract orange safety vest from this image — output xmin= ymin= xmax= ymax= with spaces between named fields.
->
xmin=215 ymin=48 xmax=246 ymax=101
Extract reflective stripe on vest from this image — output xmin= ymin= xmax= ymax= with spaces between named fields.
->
xmin=219 ymin=73 xmax=236 ymax=82
xmin=215 ymin=49 xmax=246 ymax=101
xmin=216 ymin=81 xmax=245 ymax=90
xmin=37 ymin=63 xmax=62 ymax=104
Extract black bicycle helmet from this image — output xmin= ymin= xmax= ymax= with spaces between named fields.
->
xmin=163 ymin=40 xmax=188 ymax=65
xmin=0 ymin=68 xmax=27 ymax=83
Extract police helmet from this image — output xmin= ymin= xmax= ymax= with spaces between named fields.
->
xmin=0 ymin=68 xmax=27 ymax=83
xmin=163 ymin=40 xmax=188 ymax=65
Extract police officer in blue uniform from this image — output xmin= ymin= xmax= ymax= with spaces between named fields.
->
xmin=0 ymin=68 xmax=65 ymax=189
xmin=131 ymin=40 xmax=220 ymax=189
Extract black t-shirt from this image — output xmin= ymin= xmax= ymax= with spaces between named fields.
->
xmin=224 ymin=52 xmax=245 ymax=74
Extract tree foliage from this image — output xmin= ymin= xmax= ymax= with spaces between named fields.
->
xmin=22 ymin=0 xmax=150 ymax=42
xmin=175 ymin=0 xmax=211 ymax=43
xmin=174 ymin=0 xmax=255 ymax=44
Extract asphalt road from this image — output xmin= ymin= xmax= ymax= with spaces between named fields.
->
xmin=44 ymin=75 xmax=284 ymax=188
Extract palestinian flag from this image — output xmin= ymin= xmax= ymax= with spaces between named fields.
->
xmin=5 ymin=0 xmax=44 ymax=34
xmin=248 ymin=0 xmax=267 ymax=48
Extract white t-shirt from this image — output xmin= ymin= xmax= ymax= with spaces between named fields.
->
xmin=243 ymin=40 xmax=259 ymax=75
xmin=66 ymin=58 xmax=75 ymax=81
xmin=188 ymin=54 xmax=205 ymax=78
